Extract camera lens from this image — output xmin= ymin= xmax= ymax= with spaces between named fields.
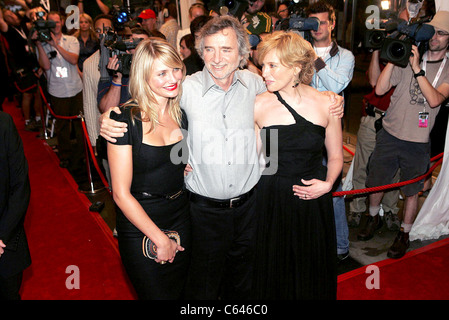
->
xmin=388 ymin=42 xmax=406 ymax=59
xmin=370 ymin=31 xmax=385 ymax=47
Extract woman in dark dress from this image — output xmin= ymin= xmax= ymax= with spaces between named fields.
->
xmin=73 ymin=13 xmax=99 ymax=77
xmin=252 ymin=31 xmax=343 ymax=299
xmin=107 ymin=38 xmax=190 ymax=299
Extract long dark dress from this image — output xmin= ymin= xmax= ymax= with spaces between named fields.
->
xmin=252 ymin=92 xmax=337 ymax=300
xmin=110 ymin=106 xmax=190 ymax=300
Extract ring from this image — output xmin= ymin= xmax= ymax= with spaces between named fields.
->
xmin=304 ymin=194 xmax=307 ymax=199
xmin=160 ymin=261 xmax=166 ymax=265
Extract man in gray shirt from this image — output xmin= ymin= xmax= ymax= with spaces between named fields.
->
xmin=100 ymin=15 xmax=343 ymax=299
xmin=35 ymin=11 xmax=84 ymax=172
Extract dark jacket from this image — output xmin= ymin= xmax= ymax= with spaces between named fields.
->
xmin=0 ymin=111 xmax=31 ymax=278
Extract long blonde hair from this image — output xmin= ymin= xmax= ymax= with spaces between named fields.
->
xmin=73 ymin=13 xmax=96 ymax=40
xmin=125 ymin=37 xmax=186 ymax=132
xmin=257 ymin=31 xmax=315 ymax=85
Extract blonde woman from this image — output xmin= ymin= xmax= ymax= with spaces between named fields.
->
xmin=252 ymin=31 xmax=343 ymax=299
xmin=107 ymin=38 xmax=190 ymax=299
xmin=73 ymin=13 xmax=99 ymax=76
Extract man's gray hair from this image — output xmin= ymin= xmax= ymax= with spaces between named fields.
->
xmin=195 ymin=15 xmax=250 ymax=68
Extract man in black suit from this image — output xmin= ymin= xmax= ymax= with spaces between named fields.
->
xmin=0 ymin=111 xmax=32 ymax=300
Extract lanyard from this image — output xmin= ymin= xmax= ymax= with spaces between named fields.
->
xmin=420 ymin=52 xmax=447 ymax=108
xmin=422 ymin=52 xmax=447 ymax=88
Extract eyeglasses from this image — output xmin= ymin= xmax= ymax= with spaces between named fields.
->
xmin=436 ymin=30 xmax=449 ymax=37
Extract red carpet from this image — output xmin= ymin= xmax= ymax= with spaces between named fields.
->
xmin=3 ymin=101 xmax=137 ymax=300
xmin=337 ymin=237 xmax=449 ymax=300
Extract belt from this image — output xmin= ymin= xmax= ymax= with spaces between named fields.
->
xmin=189 ymin=188 xmax=255 ymax=208
xmin=133 ymin=189 xmax=184 ymax=200
xmin=365 ymin=103 xmax=385 ymax=117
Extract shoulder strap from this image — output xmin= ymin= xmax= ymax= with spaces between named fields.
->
xmin=274 ymin=91 xmax=301 ymax=123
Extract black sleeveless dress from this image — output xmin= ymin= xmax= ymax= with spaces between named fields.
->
xmin=110 ymin=106 xmax=190 ymax=300
xmin=252 ymin=92 xmax=337 ymax=300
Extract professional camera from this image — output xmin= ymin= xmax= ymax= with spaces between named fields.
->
xmin=102 ymin=31 xmax=142 ymax=76
xmin=31 ymin=11 xmax=56 ymax=42
xmin=365 ymin=19 xmax=435 ymax=67
xmin=275 ymin=1 xmax=320 ymax=44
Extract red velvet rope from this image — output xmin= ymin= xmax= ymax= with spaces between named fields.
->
xmin=333 ymin=152 xmax=444 ymax=197
xmin=80 ymin=118 xmax=111 ymax=193
xmin=39 ymin=85 xmax=111 ymax=193
xmin=39 ymin=86 xmax=80 ymax=120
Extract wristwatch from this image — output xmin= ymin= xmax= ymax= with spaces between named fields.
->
xmin=413 ymin=69 xmax=425 ymax=79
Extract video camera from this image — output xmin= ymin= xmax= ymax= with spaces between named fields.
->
xmin=31 ymin=11 xmax=55 ymax=42
xmin=365 ymin=18 xmax=435 ymax=67
xmin=275 ymin=2 xmax=320 ymax=43
xmin=101 ymin=31 xmax=143 ymax=76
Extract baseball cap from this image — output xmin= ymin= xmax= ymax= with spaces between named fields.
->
xmin=426 ymin=10 xmax=449 ymax=34
xmin=139 ymin=9 xmax=156 ymax=20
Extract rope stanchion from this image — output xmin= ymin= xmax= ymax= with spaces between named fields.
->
xmin=80 ymin=115 xmax=111 ymax=194
xmin=38 ymin=85 xmax=79 ymax=120
xmin=38 ymin=85 xmax=111 ymax=195
xmin=333 ymin=151 xmax=444 ymax=197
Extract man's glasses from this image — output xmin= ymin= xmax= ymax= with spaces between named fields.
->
xmin=436 ymin=30 xmax=449 ymax=37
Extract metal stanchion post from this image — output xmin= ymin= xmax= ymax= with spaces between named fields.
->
xmin=78 ymin=113 xmax=105 ymax=194
xmin=36 ymin=83 xmax=49 ymax=140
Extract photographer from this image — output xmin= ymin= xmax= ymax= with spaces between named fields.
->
xmin=0 ymin=4 xmax=42 ymax=131
xmin=363 ymin=11 xmax=449 ymax=259
xmin=306 ymin=1 xmax=355 ymax=263
xmin=97 ymin=27 xmax=149 ymax=113
xmin=34 ymin=11 xmax=84 ymax=174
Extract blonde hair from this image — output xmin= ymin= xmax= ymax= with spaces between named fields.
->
xmin=257 ymin=31 xmax=315 ymax=85
xmin=125 ymin=37 xmax=186 ymax=132
xmin=74 ymin=13 xmax=96 ymax=40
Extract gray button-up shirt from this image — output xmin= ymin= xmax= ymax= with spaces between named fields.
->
xmin=38 ymin=34 xmax=83 ymax=98
xmin=181 ymin=67 xmax=266 ymax=199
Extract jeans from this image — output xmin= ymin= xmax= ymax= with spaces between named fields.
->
xmin=334 ymin=182 xmax=349 ymax=254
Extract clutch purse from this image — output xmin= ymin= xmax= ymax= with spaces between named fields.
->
xmin=142 ymin=230 xmax=181 ymax=259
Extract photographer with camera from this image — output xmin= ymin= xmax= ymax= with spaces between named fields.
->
xmin=34 ymin=11 xmax=84 ymax=174
xmin=306 ymin=1 xmax=355 ymax=263
xmin=348 ymin=49 xmax=401 ymax=232
xmin=97 ymin=26 xmax=149 ymax=113
xmin=0 ymin=3 xmax=43 ymax=131
xmin=362 ymin=11 xmax=449 ymax=259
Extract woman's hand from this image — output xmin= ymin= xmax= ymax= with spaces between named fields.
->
xmin=155 ymin=237 xmax=185 ymax=264
xmin=292 ymin=178 xmax=332 ymax=200
xmin=184 ymin=164 xmax=193 ymax=177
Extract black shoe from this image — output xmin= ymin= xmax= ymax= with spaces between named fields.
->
xmin=337 ymin=251 xmax=349 ymax=263
xmin=387 ymin=228 xmax=410 ymax=259
xmin=357 ymin=214 xmax=383 ymax=241
xmin=384 ymin=211 xmax=400 ymax=231
xmin=348 ymin=211 xmax=362 ymax=228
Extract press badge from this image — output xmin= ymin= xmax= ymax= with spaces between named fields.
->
xmin=56 ymin=66 xmax=68 ymax=78
xmin=418 ymin=112 xmax=429 ymax=128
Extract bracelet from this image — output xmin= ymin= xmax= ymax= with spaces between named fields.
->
xmin=111 ymin=81 xmax=122 ymax=87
